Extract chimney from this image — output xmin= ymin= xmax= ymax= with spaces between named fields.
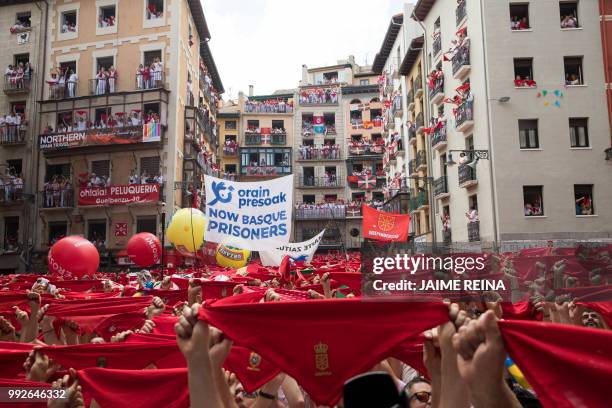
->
xmin=248 ymin=85 xmax=254 ymax=97
xmin=349 ymin=55 xmax=356 ymax=65
xmin=302 ymin=64 xmax=308 ymax=84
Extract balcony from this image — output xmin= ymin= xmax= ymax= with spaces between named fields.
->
xmin=433 ymin=176 xmax=449 ymax=199
xmin=295 ymin=205 xmax=347 ymax=220
xmin=416 ymin=150 xmax=427 ymax=171
xmin=223 ymin=144 xmax=238 ymax=156
xmin=270 ymin=132 xmax=287 ymax=145
xmin=38 ymin=123 xmax=163 ymax=153
xmin=392 ymin=95 xmax=403 ymax=118
xmin=0 ymin=125 xmax=26 ymax=146
xmin=455 ymin=100 xmax=474 ymax=132
xmin=408 ymin=126 xmax=417 ymax=145
xmin=414 ymin=76 xmax=423 ymax=98
xmin=242 ymin=166 xmax=290 ymax=177
xmin=349 ymin=143 xmax=384 ymax=157
xmin=408 ymin=159 xmax=417 ymax=176
xmin=407 ymin=91 xmax=415 ymax=111
xmin=468 ymin=221 xmax=480 ymax=242
xmin=410 ymin=191 xmax=429 ymax=212
xmin=433 ymin=35 xmax=442 ymax=57
xmin=40 ymin=188 xmax=75 ymax=209
xmin=431 ymin=122 xmax=447 ymax=151
xmin=298 ymin=146 xmax=342 ymax=161
xmin=298 ymin=176 xmax=344 ymax=188
xmin=416 ymin=112 xmax=425 ymax=133
xmin=452 ymin=40 xmax=471 ymax=79
xmin=3 ymin=75 xmax=31 ymax=95
xmin=0 ymin=185 xmax=25 ymax=206
xmin=298 ymin=86 xmax=339 ymax=106
xmin=456 ymin=0 xmax=467 ymax=26
xmin=48 ymin=81 xmax=78 ymax=100
xmin=135 ymin=72 xmax=166 ymax=91
xmin=429 ymin=76 xmax=445 ymax=105
xmin=245 ymin=133 xmax=262 ymax=145
xmin=458 ymin=163 xmax=477 ymax=188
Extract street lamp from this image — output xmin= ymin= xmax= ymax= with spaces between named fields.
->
xmin=160 ymin=202 xmax=166 ymax=278
xmin=446 ymin=149 xmax=490 ymax=167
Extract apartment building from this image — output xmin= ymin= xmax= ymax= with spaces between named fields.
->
xmin=413 ymin=0 xmax=612 ymax=244
xmin=217 ymin=102 xmax=241 ymax=180
xmin=33 ymin=0 xmax=223 ymax=269
xmin=0 ymin=0 xmax=47 ymax=273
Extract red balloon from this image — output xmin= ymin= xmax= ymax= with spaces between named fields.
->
xmin=127 ymin=233 xmax=162 ymax=267
xmin=48 ymin=236 xmax=100 ymax=279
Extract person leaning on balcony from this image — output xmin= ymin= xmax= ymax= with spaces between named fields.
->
xmin=96 ymin=67 xmax=108 ymax=95
xmin=67 ymin=69 xmax=77 ymax=97
xmin=108 ymin=66 xmax=118 ymax=93
xmin=465 ymin=207 xmax=479 ymax=223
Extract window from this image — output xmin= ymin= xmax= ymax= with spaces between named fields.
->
xmin=3 ymin=217 xmax=19 ymax=252
xmin=560 ymin=1 xmax=579 ymax=28
xmin=225 ymin=120 xmax=237 ymax=130
xmin=143 ymin=102 xmax=160 ymax=121
xmin=143 ymin=50 xmax=162 ymax=66
xmin=272 ymin=120 xmax=284 ymax=130
xmin=323 ymin=71 xmax=338 ymax=84
xmin=303 ymin=139 xmax=314 ymax=146
xmin=98 ymin=5 xmax=116 ymax=27
xmin=48 ymin=222 xmax=67 ymax=245
xmin=324 ymin=194 xmax=337 ymax=202
xmin=136 ymin=216 xmax=157 ymax=234
xmin=225 ymin=164 xmax=236 ymax=174
xmin=569 ymin=118 xmax=589 ymax=147
xmin=564 ymin=56 xmax=584 ymax=85
xmin=140 ymin=156 xmax=161 ymax=176
xmin=510 ymin=3 xmax=530 ymax=30
xmin=514 ymin=58 xmax=535 ymax=86
xmin=352 ymin=192 xmax=365 ymax=201
xmin=146 ymin=0 xmax=164 ymax=20
xmin=353 ymin=163 xmax=364 ymax=172
xmin=45 ymin=163 xmax=70 ymax=180
xmin=96 ymin=56 xmax=114 ymax=72
xmin=7 ymin=159 xmax=23 ymax=177
xmin=468 ymin=194 xmax=478 ymax=212
xmin=16 ymin=12 xmax=31 ymax=27
xmin=574 ymin=184 xmax=594 ymax=215
xmin=351 ymin=134 xmax=362 ymax=143
xmin=523 ymin=186 xmax=544 ymax=216
xmin=247 ymin=120 xmax=259 ymax=131
xmin=360 ymin=79 xmax=369 ymax=86
xmin=94 ymin=107 xmax=111 ymax=124
xmin=519 ymin=119 xmax=539 ymax=149
xmin=91 ymin=160 xmax=110 ymax=178
xmin=14 ymin=53 xmax=30 ymax=67
xmin=60 ymin=10 xmax=77 ymax=33
xmin=225 ymin=135 xmax=236 ymax=142
xmin=87 ymin=219 xmax=107 ymax=243
xmin=11 ymin=102 xmax=26 ymax=117
xmin=303 ymin=195 xmax=315 ymax=204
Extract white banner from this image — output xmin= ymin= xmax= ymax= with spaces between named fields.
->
xmin=259 ymin=230 xmax=326 ymax=266
xmin=204 ymin=175 xmax=293 ymax=251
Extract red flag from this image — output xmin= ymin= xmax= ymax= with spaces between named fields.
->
xmin=362 ymin=204 xmax=410 ymax=242
xmin=499 ymin=320 xmax=612 ymax=408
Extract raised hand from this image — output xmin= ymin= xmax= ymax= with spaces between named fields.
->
xmin=47 ymin=368 xmax=84 ymax=408
xmin=146 ymin=296 xmax=165 ymax=318
xmin=188 ymin=279 xmax=202 ymax=305
xmin=0 ymin=316 xmax=17 ymax=341
xmin=26 ymin=351 xmax=59 ymax=382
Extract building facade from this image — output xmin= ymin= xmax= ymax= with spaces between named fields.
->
xmin=32 ymin=0 xmax=223 ymax=270
xmin=217 ymin=104 xmax=240 ymax=180
xmin=0 ymin=0 xmax=48 ymax=273
xmin=413 ymin=0 xmax=612 ymax=245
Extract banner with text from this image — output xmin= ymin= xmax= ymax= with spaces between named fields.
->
xmin=205 ymin=175 xmax=293 ymax=251
xmin=259 ymin=229 xmax=326 ymax=266
xmin=39 ymin=124 xmax=161 ymax=150
xmin=362 ymin=204 xmax=410 ymax=242
xmin=78 ymin=184 xmax=160 ymax=206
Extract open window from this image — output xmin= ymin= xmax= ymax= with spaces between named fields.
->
xmin=48 ymin=222 xmax=68 ymax=246
xmin=560 ymin=1 xmax=579 ymax=28
xmin=146 ymin=0 xmax=164 ymax=19
xmin=87 ymin=219 xmax=107 ymax=244
xmin=98 ymin=4 xmax=116 ymax=27
xmin=16 ymin=12 xmax=31 ymax=27
xmin=323 ymin=71 xmax=338 ymax=84
xmin=60 ymin=10 xmax=78 ymax=34
xmin=272 ymin=120 xmax=284 ymax=131
xmin=3 ymin=217 xmax=20 ymax=253
xmin=569 ymin=117 xmax=589 ymax=147
xmin=303 ymin=195 xmax=315 ymax=204
xmin=225 ymin=120 xmax=237 ymax=130
xmin=143 ymin=50 xmax=162 ymax=66
xmin=523 ymin=186 xmax=544 ymax=216
xmin=514 ymin=58 xmax=535 ymax=86
xmin=140 ymin=156 xmax=161 ymax=178
xmin=225 ymin=164 xmax=236 ymax=174
xmin=564 ymin=56 xmax=584 ymax=85
xmin=510 ymin=3 xmax=530 ymax=30
xmin=574 ymin=184 xmax=594 ymax=215
xmin=136 ymin=216 xmax=157 ymax=234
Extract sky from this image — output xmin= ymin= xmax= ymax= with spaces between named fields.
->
xmin=204 ymin=0 xmax=411 ymax=100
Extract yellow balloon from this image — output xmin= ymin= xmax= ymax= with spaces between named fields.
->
xmin=167 ymin=208 xmax=207 ymax=253
xmin=215 ymin=241 xmax=251 ymax=269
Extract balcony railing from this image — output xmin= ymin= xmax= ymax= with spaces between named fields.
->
xmin=245 ymin=133 xmax=262 ymax=145
xmin=135 ymin=72 xmax=166 ymax=91
xmin=223 ymin=144 xmax=238 ymax=156
xmin=4 ymin=75 xmax=32 ymax=94
xmin=429 ymin=77 xmax=444 ymax=101
xmin=468 ymin=221 xmax=480 ymax=242
xmin=0 ymin=185 xmax=24 ymax=205
xmin=458 ymin=163 xmax=477 ymax=187
xmin=298 ymin=146 xmax=342 ymax=160
xmin=433 ymin=176 xmax=448 ymax=197
xmin=0 ymin=125 xmax=27 ymax=145
xmin=455 ymin=100 xmax=474 ymax=130
xmin=242 ymin=166 xmax=291 ymax=177
xmin=433 ymin=35 xmax=442 ymax=56
xmin=40 ymin=188 xmax=75 ymax=209
xmin=416 ymin=112 xmax=424 ymax=130
xmin=456 ymin=0 xmax=467 ymax=25
xmin=48 ymin=81 xmax=78 ymax=100
xmin=295 ymin=206 xmax=346 ymax=220
xmin=298 ymin=87 xmax=339 ymax=105
xmin=271 ymin=133 xmax=287 ymax=145
xmin=452 ymin=41 xmax=470 ymax=77
xmin=431 ymin=123 xmax=447 ymax=148
xmin=348 ymin=144 xmax=384 ymax=156
xmin=298 ymin=176 xmax=344 ymax=188
xmin=410 ymin=191 xmax=429 ymax=211
xmin=416 ymin=150 xmax=427 ymax=170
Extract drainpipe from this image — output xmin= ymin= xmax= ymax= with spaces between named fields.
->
xmin=412 ymin=10 xmax=437 ymax=247
xmin=479 ymin=0 xmax=500 ymax=250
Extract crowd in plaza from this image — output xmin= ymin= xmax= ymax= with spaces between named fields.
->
xmin=244 ymin=99 xmax=293 ymax=113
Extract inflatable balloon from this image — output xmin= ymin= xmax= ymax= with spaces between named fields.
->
xmin=48 ymin=236 xmax=100 ymax=279
xmin=127 ymin=232 xmax=162 ymax=267
xmin=215 ymin=240 xmax=251 ymax=269
xmin=167 ymin=208 xmax=206 ymax=253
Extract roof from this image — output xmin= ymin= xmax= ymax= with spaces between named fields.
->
xmin=200 ymin=41 xmax=224 ymax=93
xmin=218 ymin=112 xmax=240 ymax=118
xmin=372 ymin=14 xmax=404 ymax=74
xmin=307 ymin=63 xmax=352 ymax=73
xmin=342 ymin=85 xmax=380 ymax=95
xmin=187 ymin=0 xmax=211 ymax=40
xmin=187 ymin=0 xmax=224 ymax=93
xmin=413 ymin=0 xmax=437 ymax=21
xmin=399 ymin=36 xmax=424 ymax=76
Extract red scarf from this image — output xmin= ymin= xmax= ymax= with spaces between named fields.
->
xmin=78 ymin=367 xmax=189 ymax=408
xmin=499 ymin=320 xmax=612 ymax=408
xmin=151 ymin=315 xmax=179 ymax=335
xmin=200 ymin=296 xmax=448 ymax=405
xmin=0 ymin=341 xmax=35 ymax=378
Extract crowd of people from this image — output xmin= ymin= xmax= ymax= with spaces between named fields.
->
xmin=294 ymin=200 xmax=370 ymax=218
xmin=0 ymin=173 xmax=24 ymax=203
xmin=42 ymin=110 xmax=158 ymax=135
xmin=303 ymin=171 xmax=338 ymax=187
xmin=47 ymin=67 xmax=78 ymax=99
xmin=510 ymin=16 xmax=530 ymax=30
xmin=146 ymin=2 xmax=164 ymax=19
xmin=0 ymin=111 xmax=27 ymax=143
xmin=298 ymin=87 xmax=339 ymax=105
xmin=60 ymin=18 xmax=77 ymax=33
xmin=4 ymin=62 xmax=33 ymax=89
xmin=298 ymin=144 xmax=341 ymax=160
xmin=136 ymin=59 xmax=165 ymax=90
xmin=42 ymin=175 xmax=74 ymax=208
xmin=244 ymin=99 xmax=293 ymax=114
xmin=514 ymin=75 xmax=537 ymax=88
xmin=93 ymin=66 xmax=119 ymax=95
xmin=98 ymin=13 xmax=116 ymax=27
xmin=223 ymin=139 xmax=238 ymax=155
xmin=0 ymin=242 xmax=608 ymax=407
xmin=128 ymin=171 xmax=164 ymax=185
